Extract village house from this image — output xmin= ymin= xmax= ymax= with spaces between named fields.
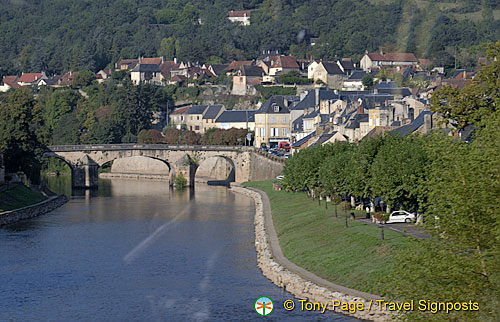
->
xmin=95 ymin=70 xmax=112 ymax=83
xmin=185 ymin=105 xmax=208 ymax=133
xmin=254 ymin=96 xmax=291 ymax=148
xmin=228 ymin=10 xmax=251 ymax=26
xmin=223 ymin=60 xmax=253 ymax=75
xmin=0 ymin=76 xmax=20 ymax=92
xmin=17 ymin=72 xmax=47 ymax=86
xmin=116 ymin=59 xmax=139 ymax=70
xmin=215 ymin=110 xmax=256 ymax=131
xmin=231 ymin=65 xmax=264 ymax=95
xmin=130 ymin=63 xmax=162 ymax=85
xmin=169 ymin=106 xmax=190 ymax=129
xmin=258 ymin=55 xmax=300 ymax=76
xmin=342 ymin=70 xmax=367 ymax=91
xmin=309 ymin=62 xmax=345 ymax=89
xmin=202 ymin=104 xmax=225 ymax=133
xmin=360 ymin=51 xmax=418 ymax=72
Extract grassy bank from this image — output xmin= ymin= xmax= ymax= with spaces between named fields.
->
xmin=0 ymin=185 xmax=47 ymax=212
xmin=243 ymin=180 xmax=414 ymax=295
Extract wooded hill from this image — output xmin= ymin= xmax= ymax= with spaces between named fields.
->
xmin=1 ymin=0 xmax=499 ymax=76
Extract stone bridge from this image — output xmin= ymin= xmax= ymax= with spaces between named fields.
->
xmin=43 ymin=144 xmax=284 ymax=188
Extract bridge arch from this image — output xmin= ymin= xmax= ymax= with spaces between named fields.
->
xmin=195 ymin=155 xmax=235 ymax=185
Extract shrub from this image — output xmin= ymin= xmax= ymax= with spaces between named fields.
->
xmin=174 ymin=173 xmax=187 ymax=189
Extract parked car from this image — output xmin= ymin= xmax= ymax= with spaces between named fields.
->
xmin=278 ymin=141 xmax=291 ymax=152
xmin=276 ymin=175 xmax=284 ymax=180
xmin=387 ymin=210 xmax=416 ymax=223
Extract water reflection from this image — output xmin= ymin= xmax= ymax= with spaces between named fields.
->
xmin=1 ymin=178 xmax=358 ymax=321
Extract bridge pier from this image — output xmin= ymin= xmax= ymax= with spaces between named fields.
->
xmin=71 ymin=156 xmax=99 ymax=189
xmin=174 ymin=155 xmax=197 ymax=187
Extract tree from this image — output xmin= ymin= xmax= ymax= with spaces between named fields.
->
xmin=362 ymin=74 xmax=374 ymax=90
xmin=158 ymin=37 xmax=176 ymax=60
xmin=0 ymin=88 xmax=46 ymax=183
xmin=73 ymin=70 xmax=95 ymax=88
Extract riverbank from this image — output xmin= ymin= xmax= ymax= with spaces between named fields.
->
xmin=0 ymin=192 xmax=68 ymax=226
xmin=232 ymin=184 xmax=393 ymax=321
xmin=0 ymin=185 xmax=47 ymax=212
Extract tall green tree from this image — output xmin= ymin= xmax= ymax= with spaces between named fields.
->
xmin=0 ymin=88 xmax=46 ymax=183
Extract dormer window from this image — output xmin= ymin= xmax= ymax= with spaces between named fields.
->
xmin=273 ymin=104 xmax=279 ymax=113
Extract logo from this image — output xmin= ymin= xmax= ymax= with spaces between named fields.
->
xmin=255 ymin=296 xmax=274 ymax=316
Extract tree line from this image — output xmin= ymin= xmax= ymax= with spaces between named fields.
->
xmin=281 ymin=41 xmax=500 ymax=321
xmin=1 ymin=0 xmax=500 ymax=77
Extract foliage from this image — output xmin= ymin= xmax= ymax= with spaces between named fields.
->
xmin=431 ymin=41 xmax=500 ymax=128
xmin=73 ymin=70 xmax=95 ymax=88
xmin=0 ymin=185 xmax=47 ymax=212
xmin=0 ymin=88 xmax=46 ymax=183
xmin=174 ymin=173 xmax=187 ymax=189
xmin=254 ymin=85 xmax=296 ymax=101
xmin=277 ymin=71 xmax=312 ymax=85
xmin=199 ymin=128 xmax=249 ymax=145
xmin=362 ymin=74 xmax=374 ymax=90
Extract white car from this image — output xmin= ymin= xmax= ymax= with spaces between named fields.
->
xmin=275 ymin=175 xmax=284 ymax=180
xmin=387 ymin=210 xmax=416 ymax=223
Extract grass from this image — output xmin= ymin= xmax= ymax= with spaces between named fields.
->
xmin=243 ymin=180 xmax=414 ymax=295
xmin=0 ymin=185 xmax=47 ymax=212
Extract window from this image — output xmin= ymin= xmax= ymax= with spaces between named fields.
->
xmin=195 ymin=126 xmax=199 ymax=130
xmin=282 ymin=115 xmax=287 ymax=123
xmin=273 ymin=105 xmax=279 ymax=113
xmin=282 ymin=128 xmax=288 ymax=136
xmin=270 ymin=116 xmax=275 ymax=123
xmin=197 ymin=116 xmax=200 ymax=120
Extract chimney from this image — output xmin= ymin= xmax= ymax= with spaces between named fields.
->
xmin=315 ymin=88 xmax=320 ymax=107
xmin=174 ymin=57 xmax=177 ymax=64
xmin=463 ymin=70 xmax=466 ymax=79
xmin=423 ymin=113 xmax=432 ymax=134
xmin=357 ymin=106 xmax=364 ymax=114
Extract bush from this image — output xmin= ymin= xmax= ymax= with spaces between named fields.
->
xmin=174 ymin=173 xmax=187 ymax=189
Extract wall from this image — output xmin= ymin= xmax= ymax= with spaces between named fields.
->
xmin=0 ymin=153 xmax=4 ymax=184
xmin=249 ymin=152 xmax=283 ymax=181
xmin=231 ymin=186 xmax=392 ymax=321
xmin=0 ymin=194 xmax=68 ymax=226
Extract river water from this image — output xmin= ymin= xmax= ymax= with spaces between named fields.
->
xmin=0 ymin=177 xmax=358 ymax=321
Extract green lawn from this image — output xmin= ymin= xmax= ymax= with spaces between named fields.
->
xmin=243 ymin=180 xmax=414 ymax=295
xmin=0 ymin=185 xmax=47 ymax=212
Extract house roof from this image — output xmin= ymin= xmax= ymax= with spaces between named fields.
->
xmin=224 ymin=61 xmax=253 ymax=71
xmin=256 ymin=96 xmax=290 ymax=114
xmin=291 ymin=89 xmax=340 ymax=110
xmin=347 ymin=70 xmax=366 ymax=80
xmin=228 ymin=10 xmax=251 ymax=17
xmin=160 ymin=61 xmax=180 ymax=77
xmin=345 ymin=113 xmax=368 ymax=129
xmin=321 ymin=62 xmax=344 ymax=75
xmin=292 ymin=131 xmax=316 ymax=148
xmin=170 ymin=75 xmax=187 ymax=82
xmin=117 ymin=59 xmax=139 ymax=67
xmin=209 ymin=64 xmax=228 ymax=76
xmin=140 ymin=57 xmax=163 ymax=65
xmin=187 ymin=105 xmax=208 ymax=114
xmin=39 ymin=78 xmax=58 ymax=86
xmin=384 ymin=53 xmax=418 ymax=62
xmin=377 ymin=87 xmax=411 ymax=97
xmin=1 ymin=76 xmax=19 ymax=87
xmin=303 ymin=110 xmax=319 ymax=119
xmin=367 ymin=52 xmax=417 ymax=62
xmin=170 ymin=107 xmax=190 ymax=115
xmin=18 ymin=73 xmax=44 ymax=83
xmin=203 ymin=104 xmax=224 ymax=119
xmin=240 ymin=65 xmax=263 ymax=77
xmin=292 ymin=115 xmax=304 ymax=133
xmin=339 ymin=59 xmax=354 ymax=70
xmin=270 ymin=56 xmax=299 ymax=69
xmin=131 ymin=63 xmax=161 ymax=72
xmin=215 ymin=110 xmax=256 ymax=123
xmin=392 ymin=111 xmax=433 ymax=136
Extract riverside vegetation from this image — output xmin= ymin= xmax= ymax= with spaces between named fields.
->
xmin=249 ymin=42 xmax=500 ymax=321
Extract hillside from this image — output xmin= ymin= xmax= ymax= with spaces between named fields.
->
xmin=0 ymin=0 xmax=499 ymax=76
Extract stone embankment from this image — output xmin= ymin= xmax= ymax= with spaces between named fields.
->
xmin=231 ymin=185 xmax=393 ymax=321
xmin=0 ymin=194 xmax=68 ymax=226
xmin=99 ymin=173 xmax=170 ymax=181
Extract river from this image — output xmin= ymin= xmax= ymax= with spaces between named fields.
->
xmin=0 ymin=177 xmax=358 ymax=321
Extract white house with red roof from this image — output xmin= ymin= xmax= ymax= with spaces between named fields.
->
xmin=0 ymin=76 xmax=20 ymax=92
xmin=360 ymin=51 xmax=418 ymax=71
xmin=228 ymin=10 xmax=251 ymax=26
xmin=17 ymin=72 xmax=47 ymax=86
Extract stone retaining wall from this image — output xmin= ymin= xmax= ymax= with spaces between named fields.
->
xmin=231 ymin=186 xmax=393 ymax=321
xmin=99 ymin=173 xmax=170 ymax=181
xmin=0 ymin=194 xmax=69 ymax=226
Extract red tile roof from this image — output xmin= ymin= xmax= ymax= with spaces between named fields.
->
xmin=224 ymin=60 xmax=253 ymax=71
xmin=228 ymin=10 xmax=251 ymax=17
xmin=383 ymin=53 xmax=418 ymax=62
xmin=17 ymin=73 xmax=44 ymax=84
xmin=1 ymin=76 xmax=20 ymax=87
xmin=170 ymin=106 xmax=190 ymax=115
xmin=367 ymin=52 xmax=386 ymax=61
xmin=271 ymin=56 xmax=299 ymax=69
xmin=141 ymin=57 xmax=163 ymax=65
xmin=160 ymin=61 xmax=180 ymax=78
